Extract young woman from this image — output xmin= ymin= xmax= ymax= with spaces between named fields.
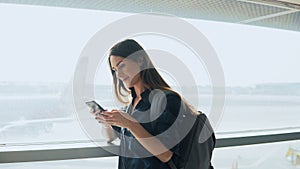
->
xmin=91 ymin=39 xmax=200 ymax=169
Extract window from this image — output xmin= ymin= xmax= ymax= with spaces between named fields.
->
xmin=1 ymin=3 xmax=299 ymax=168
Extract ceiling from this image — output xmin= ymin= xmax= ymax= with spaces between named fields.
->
xmin=1 ymin=0 xmax=299 ymax=32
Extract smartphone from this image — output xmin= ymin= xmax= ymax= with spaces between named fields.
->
xmin=85 ymin=100 xmax=105 ymax=113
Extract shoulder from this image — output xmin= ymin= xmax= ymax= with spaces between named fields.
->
xmin=163 ymin=91 xmax=182 ymax=112
xmin=163 ymin=90 xmax=180 ymax=98
xmin=164 ymin=90 xmax=181 ymax=105
xmin=149 ymin=89 xmax=182 ymax=115
xmin=149 ymin=89 xmax=181 ymax=104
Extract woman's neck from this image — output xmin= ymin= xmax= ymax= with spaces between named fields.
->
xmin=133 ymin=81 xmax=146 ymax=98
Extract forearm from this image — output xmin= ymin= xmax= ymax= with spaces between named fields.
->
xmin=103 ymin=125 xmax=117 ymax=143
xmin=128 ymin=122 xmax=173 ymax=163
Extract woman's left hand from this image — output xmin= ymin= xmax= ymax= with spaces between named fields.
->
xmin=101 ymin=109 xmax=137 ymax=128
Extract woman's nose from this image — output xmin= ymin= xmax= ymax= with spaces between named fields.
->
xmin=115 ymin=71 xmax=124 ymax=79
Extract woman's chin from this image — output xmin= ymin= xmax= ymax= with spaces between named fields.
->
xmin=124 ymin=81 xmax=132 ymax=88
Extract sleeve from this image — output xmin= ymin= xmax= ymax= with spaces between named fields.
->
xmin=111 ymin=125 xmax=122 ymax=139
xmin=154 ymin=93 xmax=181 ymax=135
xmin=150 ymin=92 xmax=182 ymax=152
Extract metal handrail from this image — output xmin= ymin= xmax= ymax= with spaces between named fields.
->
xmin=1 ymin=131 xmax=300 ymax=163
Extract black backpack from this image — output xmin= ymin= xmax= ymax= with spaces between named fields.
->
xmin=167 ymin=112 xmax=216 ymax=169
xmin=149 ymin=90 xmax=215 ymax=169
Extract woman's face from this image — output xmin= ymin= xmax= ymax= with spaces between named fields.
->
xmin=110 ymin=55 xmax=142 ymax=88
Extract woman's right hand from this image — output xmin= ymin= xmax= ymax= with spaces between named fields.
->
xmin=89 ymin=108 xmax=100 ymax=116
xmin=90 ymin=108 xmax=117 ymax=143
xmin=90 ymin=109 xmax=110 ymax=126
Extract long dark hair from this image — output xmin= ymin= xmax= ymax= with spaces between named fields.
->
xmin=108 ymin=39 xmax=171 ymax=104
xmin=108 ymin=39 xmax=199 ymax=115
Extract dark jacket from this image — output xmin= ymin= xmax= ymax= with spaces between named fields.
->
xmin=112 ymin=88 xmax=182 ymax=169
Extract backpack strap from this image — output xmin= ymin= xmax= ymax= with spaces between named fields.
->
xmin=167 ymin=159 xmax=178 ymax=169
xmin=166 ymin=113 xmax=200 ymax=169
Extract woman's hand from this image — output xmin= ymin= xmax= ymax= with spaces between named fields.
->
xmin=90 ymin=109 xmax=118 ymax=142
xmin=89 ymin=108 xmax=101 ymax=116
xmin=101 ymin=109 xmax=137 ymax=129
xmin=90 ymin=109 xmax=110 ymax=126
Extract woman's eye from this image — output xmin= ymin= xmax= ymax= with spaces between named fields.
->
xmin=118 ymin=63 xmax=125 ymax=70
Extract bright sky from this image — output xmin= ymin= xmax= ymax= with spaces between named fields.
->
xmin=0 ymin=3 xmax=299 ymax=86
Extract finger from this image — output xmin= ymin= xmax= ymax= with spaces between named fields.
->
xmin=95 ymin=116 xmax=106 ymax=123
xmin=111 ymin=109 xmax=121 ymax=113
xmin=104 ymin=119 xmax=115 ymax=123
xmin=102 ymin=115 xmax=115 ymax=121
xmin=102 ymin=111 xmax=115 ymax=116
xmin=95 ymin=116 xmax=105 ymax=121
xmin=91 ymin=109 xmax=100 ymax=115
xmin=96 ymin=110 xmax=111 ymax=117
xmin=103 ymin=116 xmax=116 ymax=122
xmin=97 ymin=119 xmax=107 ymax=124
xmin=105 ymin=121 xmax=116 ymax=125
xmin=96 ymin=116 xmax=113 ymax=124
xmin=105 ymin=109 xmax=123 ymax=115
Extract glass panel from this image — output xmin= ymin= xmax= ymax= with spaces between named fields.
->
xmin=1 ymin=3 xmax=300 ymax=152
xmin=194 ymin=19 xmax=300 ymax=134
xmin=0 ymin=157 xmax=118 ymax=169
xmin=213 ymin=140 xmax=300 ymax=169
xmin=217 ymin=94 xmax=300 ymax=133
xmin=0 ymin=4 xmax=128 ymax=147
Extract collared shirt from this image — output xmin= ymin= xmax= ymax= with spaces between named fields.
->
xmin=112 ymin=88 xmax=182 ymax=169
